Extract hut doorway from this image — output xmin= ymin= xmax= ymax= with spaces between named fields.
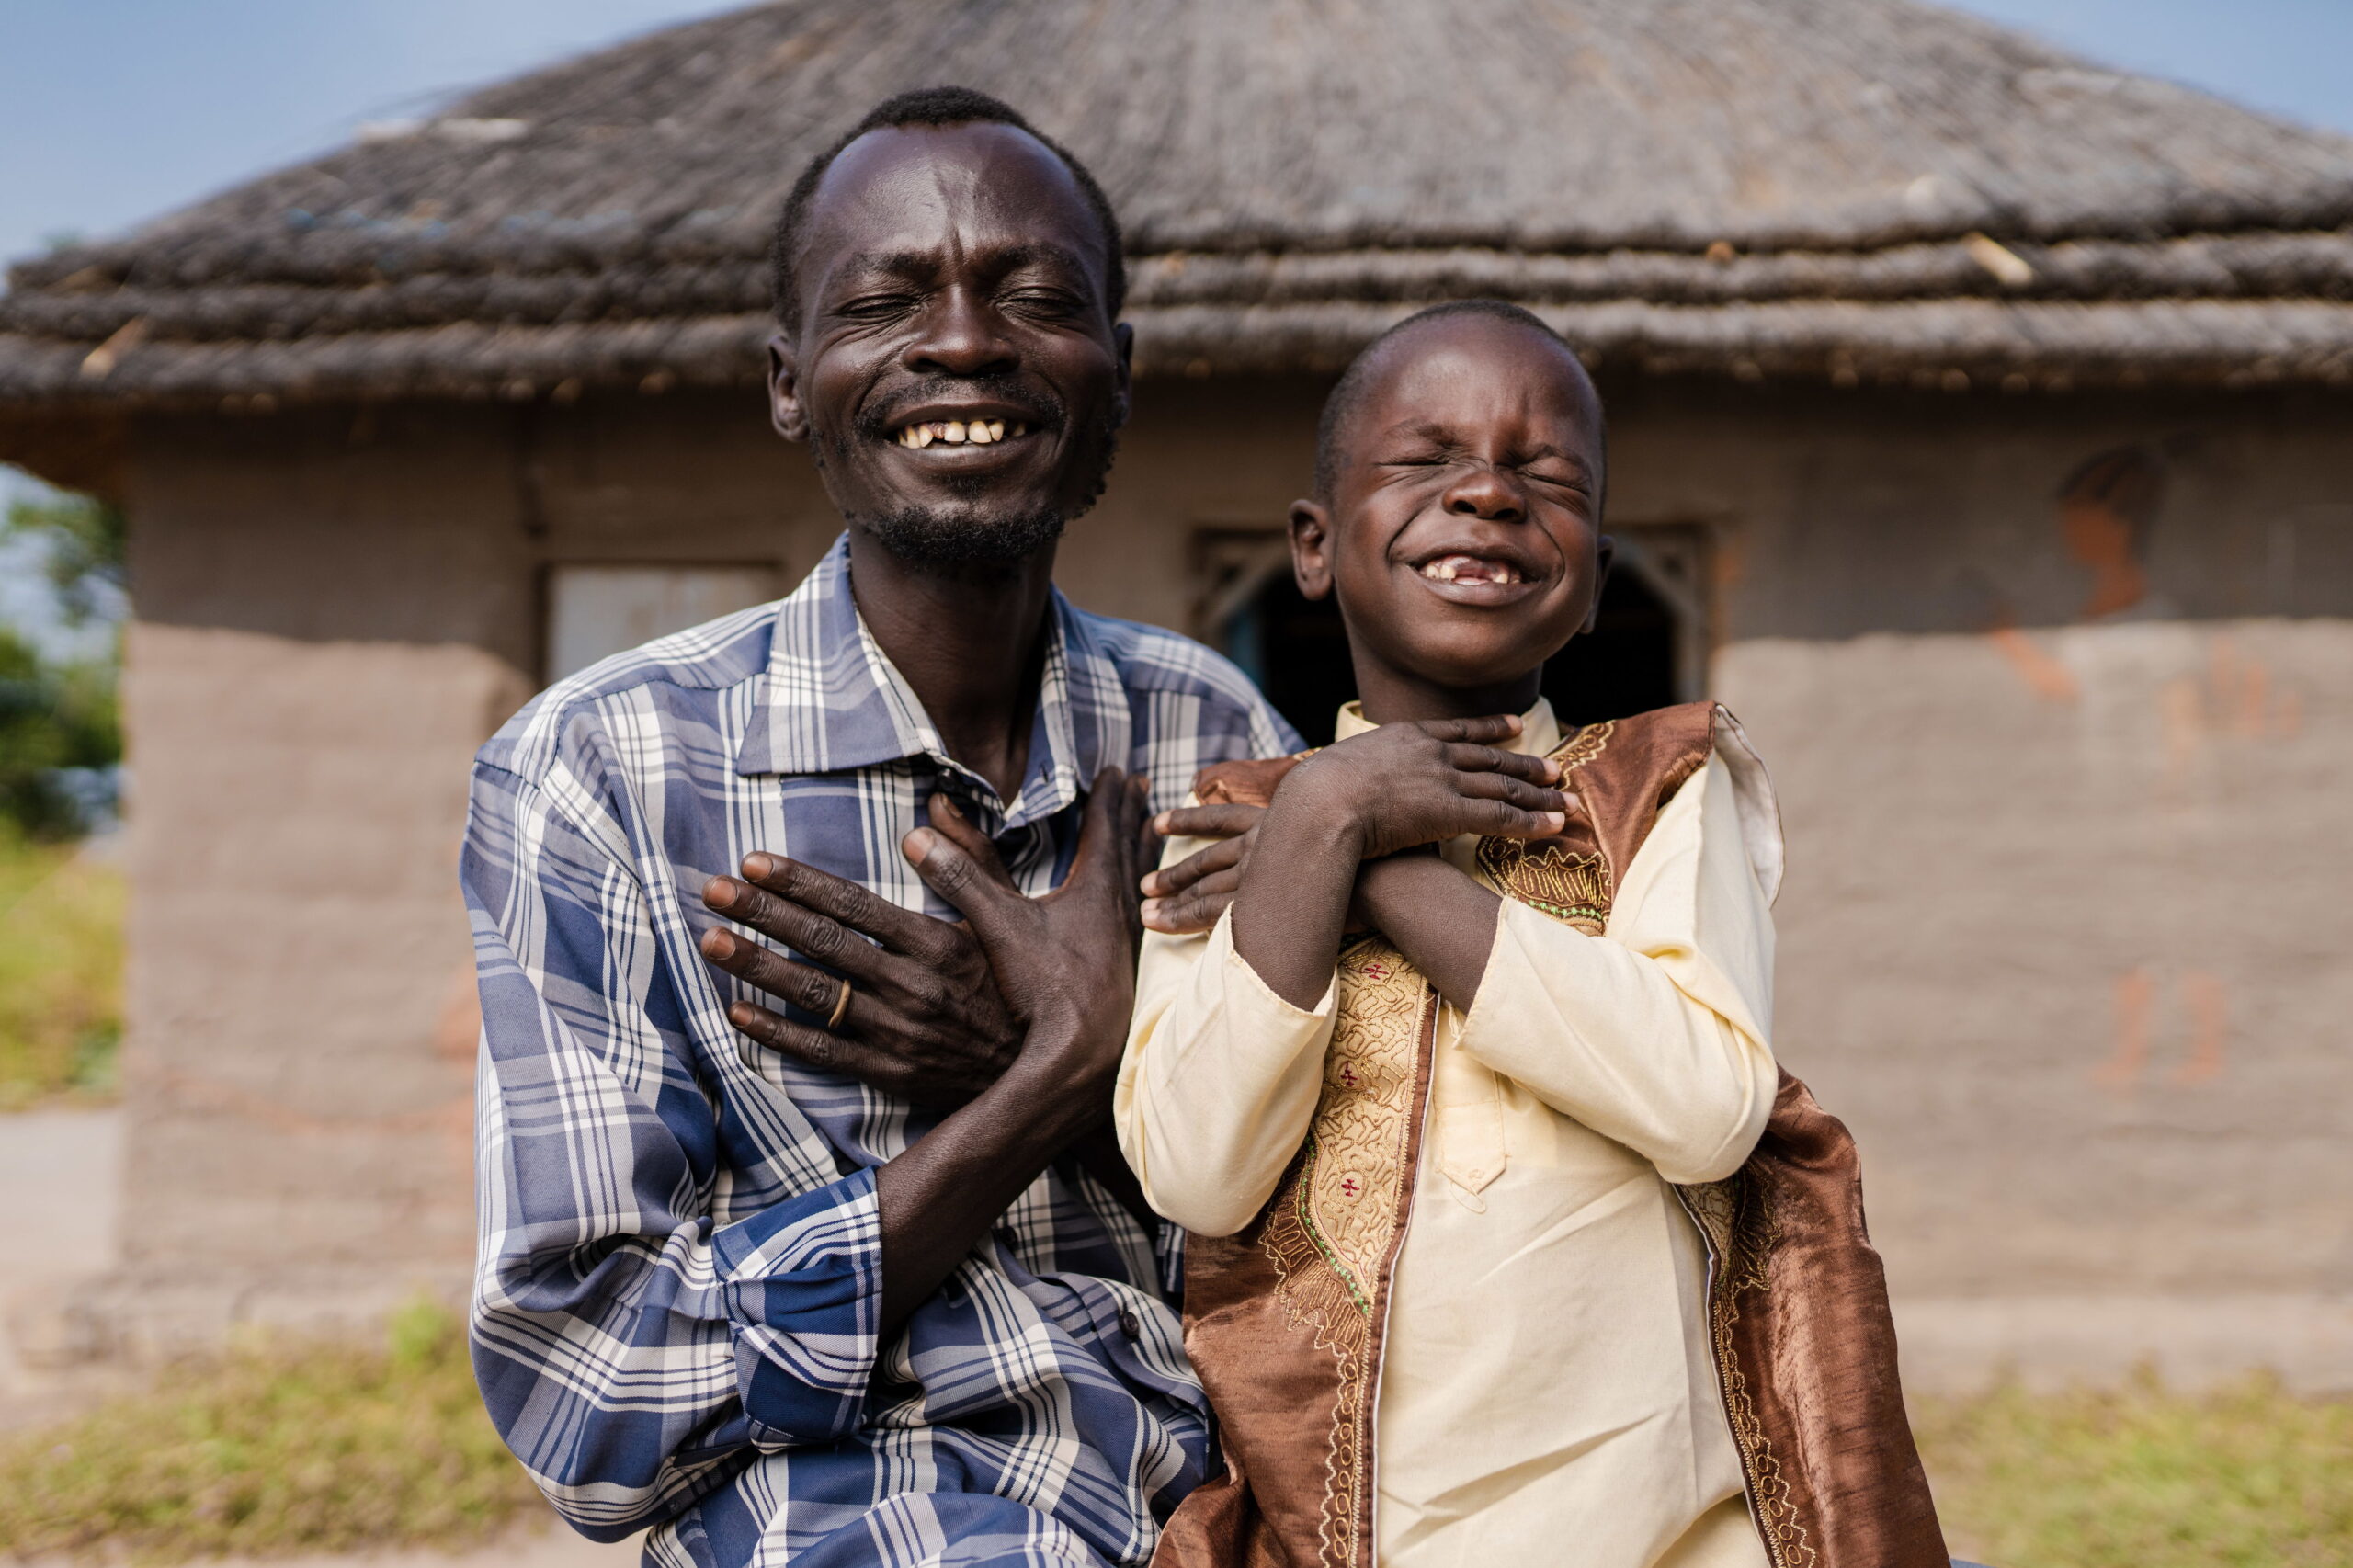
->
xmin=1205 ymin=526 xmax=1709 ymax=746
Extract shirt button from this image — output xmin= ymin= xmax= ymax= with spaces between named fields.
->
xmin=1118 ymin=1308 xmax=1142 ymax=1341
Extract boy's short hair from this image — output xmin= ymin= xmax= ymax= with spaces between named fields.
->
xmin=1313 ymin=301 xmax=1602 ymax=500
xmin=767 ymin=85 xmax=1128 ymax=331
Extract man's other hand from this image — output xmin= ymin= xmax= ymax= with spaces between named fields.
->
xmin=1140 ymin=801 xmax=1262 ymax=935
xmin=700 ymin=855 xmax=1019 ymax=1106
xmin=902 ymin=769 xmax=1152 ymax=1101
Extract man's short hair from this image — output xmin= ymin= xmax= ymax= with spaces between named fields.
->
xmin=767 ymin=85 xmax=1127 ymax=331
xmin=1313 ymin=301 xmax=1601 ymax=500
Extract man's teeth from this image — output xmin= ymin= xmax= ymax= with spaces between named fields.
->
xmin=1419 ymin=555 xmax=1522 ymax=585
xmin=894 ymin=419 xmax=1023 ymax=449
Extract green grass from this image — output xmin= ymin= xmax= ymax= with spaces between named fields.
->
xmin=5 ymin=1303 xmax=2347 ymax=1565
xmin=0 ymin=827 xmax=123 ymax=1109
xmin=1918 ymin=1373 xmax=2353 ymax=1568
xmin=0 ymin=1302 xmax=544 ymax=1562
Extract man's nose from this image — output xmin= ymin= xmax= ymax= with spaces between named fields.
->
xmin=904 ymin=289 xmax=1017 ymax=378
xmin=1442 ymin=466 xmax=1526 ymax=523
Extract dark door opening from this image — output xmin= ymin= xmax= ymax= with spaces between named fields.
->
xmin=1226 ymin=562 xmax=1686 ymax=746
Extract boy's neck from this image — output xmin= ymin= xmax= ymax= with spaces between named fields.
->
xmin=1352 ymin=664 xmax=1545 ymax=727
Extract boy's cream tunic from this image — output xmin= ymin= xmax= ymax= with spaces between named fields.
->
xmin=1117 ymin=699 xmax=1780 ymax=1568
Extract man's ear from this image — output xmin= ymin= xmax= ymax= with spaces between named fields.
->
xmin=1583 ymin=535 xmax=1616 ymax=634
xmin=767 ymin=334 xmax=808 ymax=443
xmin=1290 ymin=499 xmax=1336 ymax=602
xmin=1109 ymin=321 xmax=1135 ymax=430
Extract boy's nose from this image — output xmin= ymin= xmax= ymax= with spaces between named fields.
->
xmin=1442 ymin=466 xmax=1525 ymax=522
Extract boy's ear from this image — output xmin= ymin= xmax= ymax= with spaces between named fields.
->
xmin=1583 ymin=535 xmax=1616 ymax=634
xmin=767 ymin=334 xmax=809 ymax=442
xmin=1289 ymin=499 xmax=1335 ymax=602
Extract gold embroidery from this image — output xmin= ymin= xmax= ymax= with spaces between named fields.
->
xmin=1475 ymin=721 xmax=1620 ymax=933
xmin=1677 ymin=1176 xmax=1813 ymax=1568
xmin=1475 ymin=840 xmax=1612 ymax=934
xmin=1259 ymin=937 xmax=1427 ymax=1568
xmin=1551 ymin=718 xmax=1614 ymax=775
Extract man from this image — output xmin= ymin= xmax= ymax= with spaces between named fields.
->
xmin=461 ymin=86 xmax=1297 ymax=1568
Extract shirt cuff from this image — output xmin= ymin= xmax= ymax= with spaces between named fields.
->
xmin=712 ymin=1167 xmax=883 ymax=1443
xmin=1216 ymin=904 xmax=1338 ymax=1025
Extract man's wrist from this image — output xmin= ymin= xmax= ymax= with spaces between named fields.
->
xmin=991 ymin=1028 xmax=1117 ymax=1144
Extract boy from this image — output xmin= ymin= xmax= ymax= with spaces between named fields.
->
xmin=1114 ymin=303 xmax=1947 ymax=1568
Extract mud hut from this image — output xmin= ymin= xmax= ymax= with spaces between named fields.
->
xmin=3 ymin=0 xmax=2349 ymax=1387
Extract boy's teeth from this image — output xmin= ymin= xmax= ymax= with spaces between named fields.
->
xmin=1420 ymin=554 xmax=1521 ymax=585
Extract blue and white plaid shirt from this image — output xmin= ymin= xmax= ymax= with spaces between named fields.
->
xmin=462 ymin=536 xmax=1298 ymax=1568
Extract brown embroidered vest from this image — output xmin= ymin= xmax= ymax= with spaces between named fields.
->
xmin=1150 ymin=702 xmax=1949 ymax=1568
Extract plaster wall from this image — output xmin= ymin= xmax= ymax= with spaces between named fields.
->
xmin=105 ymin=406 xmax=539 ymax=1339
xmin=85 ymin=381 xmax=2353 ymax=1384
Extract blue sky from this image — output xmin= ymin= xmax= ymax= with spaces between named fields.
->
xmin=1 ymin=0 xmax=2346 ymax=643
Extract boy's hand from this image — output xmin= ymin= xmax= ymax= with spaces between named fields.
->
xmin=1280 ymin=714 xmax=1567 ymax=860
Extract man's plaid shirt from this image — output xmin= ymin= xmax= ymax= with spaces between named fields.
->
xmin=462 ymin=537 xmax=1299 ymax=1568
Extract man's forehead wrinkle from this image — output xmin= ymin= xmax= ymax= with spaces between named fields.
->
xmin=804 ymin=138 xmax=1102 ymax=306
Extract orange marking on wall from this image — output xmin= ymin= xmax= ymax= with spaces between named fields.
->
xmin=1989 ymin=626 xmax=2080 ymax=703
xmin=434 ymin=960 xmax=483 ymax=1066
xmin=2062 ymin=495 xmax=2151 ymax=618
xmin=2171 ymin=971 xmax=2228 ymax=1085
xmin=2095 ymin=967 xmax=2155 ymax=1089
xmin=2232 ymin=660 xmax=2270 ymax=738
xmin=2275 ymin=688 xmax=2304 ymax=739
xmin=2160 ymin=676 xmax=2205 ymax=781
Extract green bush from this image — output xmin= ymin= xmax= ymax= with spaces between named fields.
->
xmin=0 ymin=1302 xmax=544 ymax=1562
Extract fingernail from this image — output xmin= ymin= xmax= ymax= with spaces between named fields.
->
xmin=1542 ymin=812 xmax=1566 ymax=832
xmin=903 ymin=827 xmax=936 ymax=858
xmin=1141 ymin=898 xmax=1162 ymax=919
xmin=740 ymin=854 xmax=773 ymax=881
xmin=702 ymin=929 xmax=734 ymax=959
xmin=702 ymin=876 xmax=740 ymax=910
xmin=1152 ymin=812 xmax=1171 ymax=835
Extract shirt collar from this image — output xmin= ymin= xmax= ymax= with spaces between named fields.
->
xmin=1331 ymin=695 xmax=1563 ymax=756
xmin=734 ymin=534 xmax=1131 ymax=829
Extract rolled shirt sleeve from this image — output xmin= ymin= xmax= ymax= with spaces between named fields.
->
xmin=1117 ymin=824 xmax=1337 ymax=1237
xmin=1454 ymin=755 xmax=1779 ymax=1186
xmin=464 ymin=759 xmax=884 ymax=1539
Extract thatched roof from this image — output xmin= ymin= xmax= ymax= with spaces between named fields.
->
xmin=6 ymin=0 xmax=2353 ymax=415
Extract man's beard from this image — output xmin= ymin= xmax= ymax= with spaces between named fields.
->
xmin=838 ymin=379 xmax=1122 ymax=581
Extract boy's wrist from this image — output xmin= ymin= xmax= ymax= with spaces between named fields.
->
xmin=1267 ymin=766 xmax=1373 ymax=865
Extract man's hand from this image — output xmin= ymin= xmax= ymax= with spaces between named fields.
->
xmin=1279 ymin=714 xmax=1568 ymax=861
xmin=1140 ymin=801 xmax=1262 ymax=935
xmin=863 ymin=768 xmax=1157 ymax=1332
xmin=699 ymin=854 xmax=1020 ymax=1107
xmin=902 ymin=769 xmax=1153 ymax=1101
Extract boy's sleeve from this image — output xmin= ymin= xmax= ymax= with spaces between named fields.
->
xmin=1115 ymin=805 xmax=1336 ymax=1237
xmin=1453 ymin=754 xmax=1779 ymax=1186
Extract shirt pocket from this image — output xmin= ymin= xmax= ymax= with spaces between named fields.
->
xmin=1432 ymin=1062 xmax=1508 ymax=1210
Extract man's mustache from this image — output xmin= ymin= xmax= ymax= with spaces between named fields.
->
xmin=854 ymin=375 xmax=1063 ymax=443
